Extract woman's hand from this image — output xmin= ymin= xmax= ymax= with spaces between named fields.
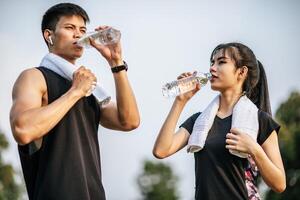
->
xmin=225 ymin=128 xmax=259 ymax=156
xmin=226 ymin=129 xmax=286 ymax=192
xmin=175 ymin=72 xmax=201 ymax=103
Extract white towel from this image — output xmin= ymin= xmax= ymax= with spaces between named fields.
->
xmin=40 ymin=53 xmax=111 ymax=106
xmin=187 ymin=95 xmax=258 ymax=158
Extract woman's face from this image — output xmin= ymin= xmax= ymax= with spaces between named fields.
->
xmin=209 ymin=49 xmax=242 ymax=93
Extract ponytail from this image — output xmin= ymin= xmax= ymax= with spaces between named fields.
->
xmin=248 ymin=60 xmax=272 ymax=115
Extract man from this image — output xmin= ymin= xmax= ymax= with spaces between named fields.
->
xmin=10 ymin=3 xmax=140 ymax=200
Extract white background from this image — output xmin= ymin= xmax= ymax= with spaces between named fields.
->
xmin=0 ymin=0 xmax=299 ymax=199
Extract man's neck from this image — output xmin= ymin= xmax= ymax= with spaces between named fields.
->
xmin=50 ymin=51 xmax=76 ymax=65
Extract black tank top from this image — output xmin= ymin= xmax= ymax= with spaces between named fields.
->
xmin=18 ymin=67 xmax=106 ymax=200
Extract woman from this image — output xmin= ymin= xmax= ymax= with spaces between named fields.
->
xmin=153 ymin=42 xmax=286 ymax=200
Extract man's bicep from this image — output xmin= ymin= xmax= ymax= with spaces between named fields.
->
xmin=10 ymin=69 xmax=45 ymax=119
xmin=99 ymin=101 xmax=122 ymax=130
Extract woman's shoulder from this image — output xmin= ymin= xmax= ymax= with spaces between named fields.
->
xmin=191 ymin=112 xmax=201 ymax=120
xmin=257 ymin=110 xmax=281 ymax=145
xmin=258 ymin=110 xmax=280 ymax=127
xmin=179 ymin=112 xmax=201 ymax=134
xmin=258 ymin=110 xmax=272 ymax=119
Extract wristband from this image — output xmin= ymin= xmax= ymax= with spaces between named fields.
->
xmin=111 ymin=61 xmax=128 ymax=73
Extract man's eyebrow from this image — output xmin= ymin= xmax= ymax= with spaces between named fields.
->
xmin=63 ymin=23 xmax=75 ymax=26
xmin=63 ymin=23 xmax=86 ymax=29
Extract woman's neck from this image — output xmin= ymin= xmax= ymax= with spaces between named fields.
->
xmin=218 ymin=89 xmax=243 ymax=118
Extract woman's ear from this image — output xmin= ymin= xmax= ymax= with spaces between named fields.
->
xmin=238 ymin=66 xmax=248 ymax=80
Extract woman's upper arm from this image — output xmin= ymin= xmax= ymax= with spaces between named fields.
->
xmin=164 ymin=113 xmax=199 ymax=157
xmin=166 ymin=127 xmax=190 ymax=156
xmin=261 ymin=130 xmax=285 ymax=172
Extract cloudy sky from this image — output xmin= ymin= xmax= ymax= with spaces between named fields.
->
xmin=0 ymin=0 xmax=299 ymax=199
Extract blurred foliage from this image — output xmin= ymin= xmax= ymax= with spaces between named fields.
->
xmin=0 ymin=132 xmax=21 ymax=200
xmin=265 ymin=91 xmax=300 ymax=200
xmin=137 ymin=160 xmax=179 ymax=200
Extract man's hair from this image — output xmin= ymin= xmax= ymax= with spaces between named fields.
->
xmin=41 ymin=3 xmax=89 ymax=42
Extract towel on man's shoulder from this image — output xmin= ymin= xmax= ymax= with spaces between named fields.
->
xmin=40 ymin=53 xmax=111 ymax=105
xmin=187 ymin=95 xmax=258 ymax=158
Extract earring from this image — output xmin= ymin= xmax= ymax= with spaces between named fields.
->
xmin=49 ymin=36 xmax=53 ymax=45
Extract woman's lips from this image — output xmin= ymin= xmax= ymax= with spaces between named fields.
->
xmin=210 ymin=75 xmax=218 ymax=81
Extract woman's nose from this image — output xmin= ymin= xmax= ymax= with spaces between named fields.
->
xmin=210 ymin=64 xmax=217 ymax=73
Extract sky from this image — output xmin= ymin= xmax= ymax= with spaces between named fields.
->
xmin=0 ymin=0 xmax=299 ymax=199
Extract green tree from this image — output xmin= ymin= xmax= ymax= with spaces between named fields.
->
xmin=137 ymin=160 xmax=179 ymax=200
xmin=0 ymin=132 xmax=21 ymax=200
xmin=265 ymin=91 xmax=300 ymax=200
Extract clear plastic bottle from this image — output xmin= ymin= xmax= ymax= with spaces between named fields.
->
xmin=76 ymin=27 xmax=121 ymax=48
xmin=162 ymin=72 xmax=212 ymax=98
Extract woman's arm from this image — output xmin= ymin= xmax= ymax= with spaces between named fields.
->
xmin=153 ymin=72 xmax=200 ymax=159
xmin=152 ymin=98 xmax=190 ymax=159
xmin=251 ymin=131 xmax=286 ymax=193
xmin=226 ymin=129 xmax=286 ymax=193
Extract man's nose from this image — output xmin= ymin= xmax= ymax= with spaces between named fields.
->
xmin=74 ymin=29 xmax=83 ymax=38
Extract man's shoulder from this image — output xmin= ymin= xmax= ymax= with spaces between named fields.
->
xmin=17 ymin=67 xmax=45 ymax=82
xmin=20 ymin=67 xmax=41 ymax=76
xmin=14 ymin=67 xmax=46 ymax=91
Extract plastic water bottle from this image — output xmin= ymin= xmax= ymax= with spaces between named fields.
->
xmin=76 ymin=27 xmax=121 ymax=48
xmin=162 ymin=72 xmax=212 ymax=98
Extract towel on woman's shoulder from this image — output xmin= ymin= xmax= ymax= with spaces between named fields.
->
xmin=187 ymin=95 xmax=258 ymax=158
xmin=40 ymin=53 xmax=111 ymax=105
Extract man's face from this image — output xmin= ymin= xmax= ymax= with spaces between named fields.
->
xmin=50 ymin=15 xmax=87 ymax=63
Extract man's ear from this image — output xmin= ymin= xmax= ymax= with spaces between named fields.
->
xmin=43 ymin=29 xmax=53 ymax=45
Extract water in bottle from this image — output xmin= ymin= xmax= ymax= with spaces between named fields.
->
xmin=76 ymin=27 xmax=121 ymax=48
xmin=162 ymin=72 xmax=212 ymax=98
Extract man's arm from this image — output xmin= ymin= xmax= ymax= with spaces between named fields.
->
xmin=90 ymin=26 xmax=140 ymax=131
xmin=100 ymin=69 xmax=140 ymax=131
xmin=10 ymin=67 xmax=96 ymax=145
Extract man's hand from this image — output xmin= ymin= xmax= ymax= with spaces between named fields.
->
xmin=89 ymin=25 xmax=123 ymax=67
xmin=71 ymin=66 xmax=97 ymax=97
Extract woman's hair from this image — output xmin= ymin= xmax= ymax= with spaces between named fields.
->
xmin=210 ymin=42 xmax=272 ymax=115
